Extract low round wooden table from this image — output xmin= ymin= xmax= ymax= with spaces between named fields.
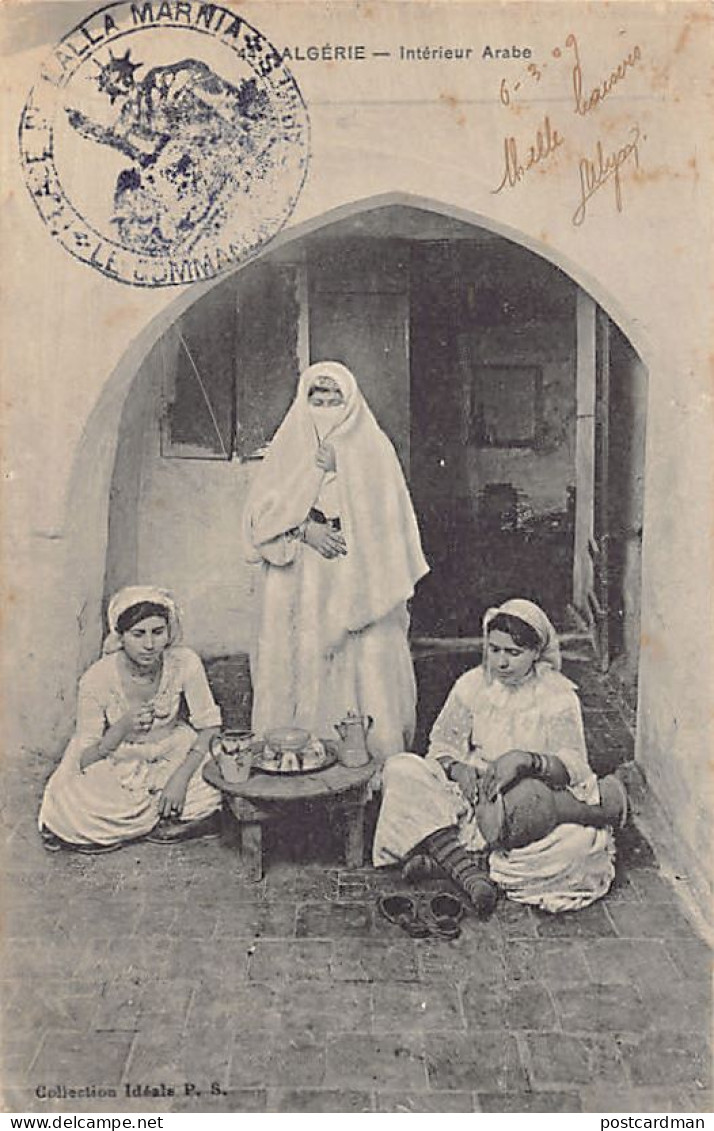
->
xmin=203 ymin=755 xmax=376 ymax=881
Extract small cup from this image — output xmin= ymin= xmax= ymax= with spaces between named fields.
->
xmin=210 ymin=731 xmax=254 ymax=784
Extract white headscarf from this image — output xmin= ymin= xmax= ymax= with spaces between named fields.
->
xmin=244 ymin=361 xmax=429 ymax=646
xmin=103 ymin=586 xmax=181 ymax=655
xmin=483 ymin=598 xmax=561 ymax=682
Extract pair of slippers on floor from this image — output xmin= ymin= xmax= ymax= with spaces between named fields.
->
xmin=377 ymin=891 xmax=470 ymax=940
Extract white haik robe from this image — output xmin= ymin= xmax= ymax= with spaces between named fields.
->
xmin=243 ymin=362 xmax=429 ymax=763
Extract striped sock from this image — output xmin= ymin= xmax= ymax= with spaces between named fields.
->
xmin=423 ymin=827 xmax=498 ymax=918
xmin=402 ymin=853 xmax=445 ymax=883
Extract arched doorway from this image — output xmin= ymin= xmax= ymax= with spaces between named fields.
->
xmin=99 ymin=199 xmax=648 ymax=738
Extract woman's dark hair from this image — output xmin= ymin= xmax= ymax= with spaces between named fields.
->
xmin=487 ymin=612 xmax=541 ymax=652
xmin=116 ymin=601 xmax=170 ymax=635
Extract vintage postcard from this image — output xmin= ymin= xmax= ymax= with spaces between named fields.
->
xmin=1 ymin=0 xmax=712 ymax=1117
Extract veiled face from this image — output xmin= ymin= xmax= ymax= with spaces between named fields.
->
xmin=307 ymin=375 xmax=345 ymax=407
xmin=487 ymin=629 xmax=538 ymax=685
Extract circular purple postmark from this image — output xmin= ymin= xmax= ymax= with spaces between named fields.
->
xmin=19 ymin=2 xmax=310 ymax=286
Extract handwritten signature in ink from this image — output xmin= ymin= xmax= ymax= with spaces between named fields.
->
xmin=491 ymin=114 xmax=564 ymax=194
xmin=572 ymin=124 xmax=642 ymax=226
xmin=566 ymin=32 xmax=642 ymax=117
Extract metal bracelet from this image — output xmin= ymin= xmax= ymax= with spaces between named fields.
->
xmin=530 ymin=752 xmax=546 ymax=777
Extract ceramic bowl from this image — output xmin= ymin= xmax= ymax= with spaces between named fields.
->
xmin=264 ymin=726 xmax=311 ymax=754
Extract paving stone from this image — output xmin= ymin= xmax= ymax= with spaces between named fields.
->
xmin=607 ymin=902 xmax=703 ymax=940
xmin=224 ymin=1029 xmax=272 ymax=1089
xmin=337 ymin=867 xmax=407 ymax=899
xmin=552 ymin=983 xmax=651 ymax=1032
xmin=636 ymin=981 xmax=711 ymax=1034
xmin=377 ymin=1091 xmax=475 ymax=1112
xmin=4 ymin=980 xmax=104 ymax=1037
xmin=246 ymin=939 xmax=333 ymax=981
xmin=46 ymin=856 xmax=129 ymax=892
xmin=5 ymin=902 xmax=64 ymax=938
xmin=188 ymin=982 xmax=279 ymax=1028
xmin=93 ymin=979 xmax=194 ymax=1031
xmin=0 ymin=1034 xmax=45 ymax=1085
xmin=132 ymin=905 xmax=180 ymax=936
xmin=175 ymin=875 xmax=267 ymax=904
xmin=533 ymin=902 xmax=616 ymax=939
xmin=330 ymin=938 xmax=420 ymax=982
xmin=417 ymin=935 xmax=506 ymax=984
xmin=665 ymin=937 xmax=712 ymax=982
xmin=171 ymin=870 xmax=265 ymax=905
xmin=579 ymin=938 xmax=681 ymax=993
xmin=79 ymin=937 xmax=176 ymax=981
xmin=214 ymin=901 xmax=298 ymax=939
xmin=325 ymin=1033 xmax=428 ymax=1089
xmin=0 ymin=1087 xmax=40 ymax=1114
xmin=616 ymin=1031 xmax=712 ymax=1088
xmin=491 ymin=899 xmax=539 ymax=939
xmin=266 ymin=866 xmax=340 ymax=901
xmin=62 ymin=899 xmax=143 ymax=938
xmin=462 ymin=979 xmax=557 ymax=1031
xmin=229 ymin=1028 xmax=326 ymax=1088
xmin=373 ymin=982 xmax=463 ymax=1031
xmin=504 ymin=940 xmax=590 ymax=987
xmin=628 ymin=868 xmax=691 ymax=904
xmin=252 ymin=981 xmax=373 ymax=1034
xmin=525 ymin=1031 xmax=627 ymax=1087
xmin=424 ymin=1030 xmax=526 ymax=1092
xmin=478 ymin=1091 xmax=582 ymax=1112
xmin=269 ymin=1088 xmax=372 ymax=1112
xmin=580 ymin=1087 xmax=700 ymax=1113
xmin=677 ymin=1089 xmax=714 ymax=1112
xmin=168 ymin=937 xmax=241 ymax=982
xmin=30 ymin=1030 xmax=134 ymax=1086
xmin=6 ymin=938 xmax=85 ymax=981
xmin=90 ymin=983 xmax=146 ymax=1032
xmin=5 ymin=862 xmax=61 ymax=889
xmin=167 ymin=902 xmax=219 ymax=939
xmin=296 ymin=901 xmax=373 ymax=938
xmin=127 ymin=1022 xmax=233 ymax=1089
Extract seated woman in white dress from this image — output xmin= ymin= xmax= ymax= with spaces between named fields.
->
xmin=244 ymin=361 xmax=429 ymax=764
xmin=373 ymin=599 xmax=628 ymax=915
xmin=39 ymin=587 xmax=223 ymax=853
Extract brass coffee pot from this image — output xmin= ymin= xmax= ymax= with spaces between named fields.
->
xmin=334 ymin=710 xmax=373 ymax=767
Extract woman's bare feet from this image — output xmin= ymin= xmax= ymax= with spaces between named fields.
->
xmin=598 ymin=774 xmax=629 ymax=829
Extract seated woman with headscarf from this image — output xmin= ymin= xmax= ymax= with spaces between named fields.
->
xmin=373 ymin=599 xmax=628 ymax=915
xmin=39 ymin=587 xmax=223 ymax=853
xmin=244 ymin=361 xmax=429 ymax=764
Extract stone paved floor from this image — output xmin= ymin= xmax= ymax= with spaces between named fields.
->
xmin=3 ymin=657 xmax=711 ymax=1114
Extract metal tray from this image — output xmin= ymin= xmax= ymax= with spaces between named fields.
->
xmin=251 ymin=738 xmax=339 ymax=776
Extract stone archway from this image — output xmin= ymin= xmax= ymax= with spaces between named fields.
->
xmin=64 ymin=191 xmax=650 ymax=692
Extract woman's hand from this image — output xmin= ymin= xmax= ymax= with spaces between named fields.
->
xmin=79 ymin=705 xmax=155 ymax=770
xmin=303 ymin=520 xmax=347 ymax=560
xmin=315 ymin=442 xmax=336 ymax=473
xmin=449 ymin=762 xmax=479 ymax=801
xmin=121 ymin=704 xmax=156 ymax=741
xmin=158 ymin=767 xmax=191 ymax=819
xmin=481 ymin=750 xmax=532 ymax=802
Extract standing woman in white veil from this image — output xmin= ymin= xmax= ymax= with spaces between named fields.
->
xmin=244 ymin=361 xmax=429 ymax=764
